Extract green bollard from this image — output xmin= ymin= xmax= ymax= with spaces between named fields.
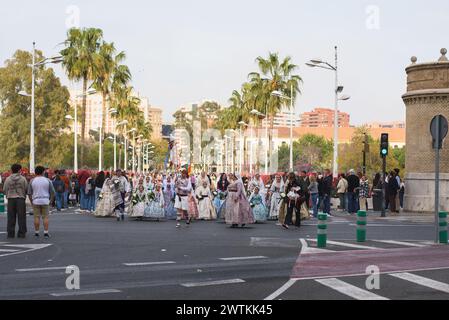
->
xmin=317 ymin=213 xmax=328 ymax=248
xmin=439 ymin=212 xmax=448 ymax=244
xmin=357 ymin=211 xmax=367 ymax=242
xmin=0 ymin=193 xmax=5 ymax=214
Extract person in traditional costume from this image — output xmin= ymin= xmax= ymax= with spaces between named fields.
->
xmin=94 ymin=174 xmax=121 ymax=217
xmin=249 ymin=173 xmax=267 ymax=203
xmin=163 ymin=176 xmax=177 ymax=220
xmin=195 ymin=180 xmax=216 ymax=220
xmin=114 ymin=169 xmax=131 ymax=222
xmin=174 ymin=169 xmax=193 ymax=228
xmin=214 ymin=173 xmax=229 ymax=219
xmin=144 ymin=183 xmax=165 ymax=220
xmin=224 ymin=174 xmax=254 ymax=228
xmin=210 ymin=173 xmax=217 ymax=192
xmin=129 ymin=185 xmax=146 ymax=220
xmin=268 ymin=175 xmax=285 ymax=221
xmin=249 ymin=186 xmax=267 ymax=222
xmin=197 ymin=171 xmax=211 ymax=189
xmin=144 ymin=175 xmax=154 ymax=192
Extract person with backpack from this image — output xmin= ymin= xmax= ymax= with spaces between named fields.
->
xmin=27 ymin=166 xmax=55 ymax=238
xmin=52 ymin=174 xmax=65 ymax=212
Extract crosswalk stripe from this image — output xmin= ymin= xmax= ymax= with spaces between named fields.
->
xmin=315 ymin=278 xmax=389 ymax=300
xmin=50 ymin=289 xmax=121 ymax=297
xmin=0 ymin=249 xmax=19 ymax=253
xmin=308 ymin=239 xmax=381 ymax=250
xmin=181 ymin=279 xmax=245 ymax=287
xmin=123 ymin=261 xmax=176 ymax=266
xmin=373 ymin=240 xmax=427 ymax=247
xmin=389 ymin=273 xmax=449 ymax=293
xmin=16 ymin=267 xmax=67 ymax=272
xmin=219 ymin=256 xmax=267 ymax=261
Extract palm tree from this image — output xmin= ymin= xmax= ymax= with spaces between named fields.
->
xmin=60 ymin=27 xmax=103 ymax=166
xmin=110 ymin=85 xmax=144 ymax=168
xmin=249 ymin=53 xmax=302 ymax=168
xmin=93 ymin=41 xmax=131 ymax=169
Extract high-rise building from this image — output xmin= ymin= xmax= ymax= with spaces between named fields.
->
xmin=261 ymin=107 xmax=301 ymax=127
xmin=300 ymin=108 xmax=350 ymax=128
xmin=68 ymin=90 xmax=162 ymax=141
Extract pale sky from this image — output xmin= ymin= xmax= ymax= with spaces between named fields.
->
xmin=1 ymin=0 xmax=448 ymax=124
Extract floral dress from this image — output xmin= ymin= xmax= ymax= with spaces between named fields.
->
xmin=144 ymin=190 xmax=165 ymax=219
xmin=249 ymin=193 xmax=268 ymax=222
xmin=129 ymin=191 xmax=146 ymax=218
xmin=163 ymin=183 xmax=177 ymax=220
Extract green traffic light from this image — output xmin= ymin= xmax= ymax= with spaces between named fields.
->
xmin=381 ymin=149 xmax=388 ymax=156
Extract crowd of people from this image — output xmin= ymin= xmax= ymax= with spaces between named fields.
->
xmin=1 ymin=162 xmax=406 ymax=238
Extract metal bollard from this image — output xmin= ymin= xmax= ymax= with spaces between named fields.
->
xmin=0 ymin=193 xmax=5 ymax=214
xmin=439 ymin=212 xmax=448 ymax=244
xmin=357 ymin=210 xmax=367 ymax=242
xmin=317 ymin=213 xmax=327 ymax=248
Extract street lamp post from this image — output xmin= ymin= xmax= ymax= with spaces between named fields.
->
xmin=65 ymin=89 xmax=96 ymax=173
xmin=108 ymin=108 xmax=118 ymax=171
xmin=126 ymin=128 xmax=137 ymax=173
xmin=132 ymin=130 xmax=136 ymax=173
xmin=306 ymin=46 xmax=351 ymax=178
xmin=19 ymin=42 xmax=62 ymax=174
xmin=238 ymin=121 xmax=248 ymax=173
xmin=270 ymin=89 xmax=295 ymax=172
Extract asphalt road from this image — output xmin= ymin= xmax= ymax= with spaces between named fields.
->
xmin=0 ymin=208 xmax=448 ymax=300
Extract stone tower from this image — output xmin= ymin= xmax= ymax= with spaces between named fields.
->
xmin=402 ymin=49 xmax=449 ymax=212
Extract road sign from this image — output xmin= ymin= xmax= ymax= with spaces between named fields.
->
xmin=430 ymin=115 xmax=448 ymax=149
xmin=430 ymin=115 xmax=448 ymax=243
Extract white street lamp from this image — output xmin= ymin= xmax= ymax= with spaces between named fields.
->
xmin=128 ymin=128 xmax=137 ymax=173
xmin=19 ymin=42 xmax=62 ymax=174
xmin=65 ymin=89 xmax=96 ymax=173
xmin=108 ymin=108 xmax=118 ymax=171
xmin=238 ymin=121 xmax=248 ymax=173
xmin=116 ymin=120 xmax=128 ymax=171
xmin=306 ymin=46 xmax=351 ymax=178
xmin=272 ymin=86 xmax=294 ymax=172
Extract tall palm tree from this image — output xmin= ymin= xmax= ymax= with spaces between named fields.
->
xmin=110 ymin=85 xmax=144 ymax=168
xmin=93 ymin=41 xmax=131 ymax=169
xmin=61 ymin=27 xmax=103 ymax=166
xmin=249 ymin=53 xmax=302 ymax=167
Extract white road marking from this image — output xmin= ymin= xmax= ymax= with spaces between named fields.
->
xmin=50 ymin=289 xmax=122 ymax=297
xmin=389 ymin=273 xmax=449 ymax=293
xmin=308 ymin=239 xmax=381 ymax=250
xmin=373 ymin=240 xmax=427 ymax=247
xmin=219 ymin=256 xmax=267 ymax=261
xmin=299 ymin=239 xmax=331 ymax=254
xmin=0 ymin=243 xmax=52 ymax=258
xmin=349 ymin=224 xmax=433 ymax=228
xmin=181 ymin=279 xmax=245 ymax=287
xmin=123 ymin=261 xmax=176 ymax=266
xmin=315 ymin=278 xmax=389 ymax=300
xmin=16 ymin=266 xmax=67 ymax=272
xmin=264 ymin=279 xmax=298 ymax=300
xmin=0 ymin=249 xmax=19 ymax=253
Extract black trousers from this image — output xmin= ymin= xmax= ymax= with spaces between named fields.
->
xmin=284 ymin=201 xmax=301 ymax=227
xmin=7 ymin=198 xmax=27 ymax=237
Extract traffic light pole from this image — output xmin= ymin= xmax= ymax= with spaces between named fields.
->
xmin=381 ymin=155 xmax=386 ymax=217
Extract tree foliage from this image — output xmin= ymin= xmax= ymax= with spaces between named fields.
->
xmin=0 ymin=50 xmax=72 ymax=170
